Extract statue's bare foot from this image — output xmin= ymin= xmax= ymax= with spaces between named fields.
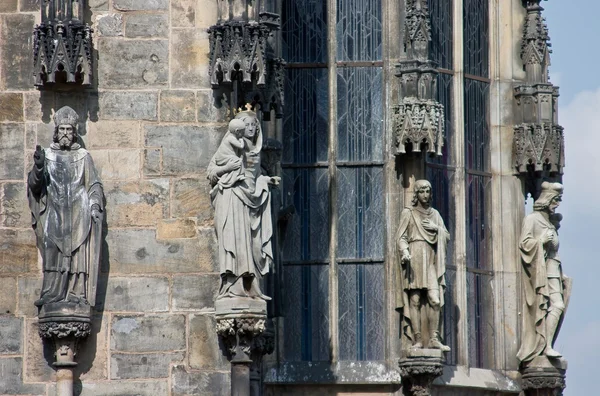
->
xmin=545 ymin=347 xmax=562 ymax=358
xmin=411 ymin=341 xmax=423 ymax=349
xmin=429 ymin=338 xmax=450 ymax=352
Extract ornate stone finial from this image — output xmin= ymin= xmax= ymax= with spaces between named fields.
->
xmin=404 ymin=0 xmax=432 ymax=61
xmin=513 ymin=0 xmax=564 ymax=195
xmin=33 ymin=0 xmax=93 ymax=87
xmin=394 ymin=0 xmax=444 ymax=157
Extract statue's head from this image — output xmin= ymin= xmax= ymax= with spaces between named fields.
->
xmin=412 ymin=179 xmax=432 ymax=207
xmin=534 ymin=182 xmax=563 ymax=214
xmin=228 ymin=119 xmax=246 ymax=139
xmin=53 ymin=106 xmax=79 ymax=148
xmin=234 ymin=110 xmax=258 ymax=140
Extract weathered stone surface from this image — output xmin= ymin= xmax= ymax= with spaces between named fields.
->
xmin=25 ymin=316 xmax=108 ymax=382
xmin=195 ymin=0 xmax=219 ymax=30
xmin=114 ymin=0 xmax=169 ymax=10
xmin=0 ymin=230 xmax=38 ymax=274
xmin=170 ymin=29 xmax=210 ymax=88
xmin=1 ymin=183 xmax=29 ymax=228
xmin=189 ymin=315 xmax=229 ymax=370
xmin=0 ymin=124 xmax=24 ymax=180
xmin=172 ymin=177 xmax=213 ymax=224
xmin=24 ymin=92 xmax=54 ymax=122
xmin=106 ymin=228 xmax=214 ymax=273
xmin=0 ymin=277 xmax=17 ymax=315
xmin=172 ymin=365 xmax=230 ymax=396
xmin=98 ymin=39 xmax=168 ymax=88
xmin=0 ymin=1 xmax=18 ymax=15
xmin=160 ymin=91 xmax=196 ymax=122
xmin=101 ymin=277 xmax=169 ymax=312
xmin=89 ymin=0 xmax=110 ymax=11
xmin=172 ymin=0 xmax=196 ymax=28
xmin=0 ymin=93 xmax=23 ymax=122
xmin=0 ymin=14 xmax=35 ymax=90
xmin=111 ymin=314 xmax=186 ymax=352
xmin=87 ymin=120 xmax=141 ymax=149
xmin=0 ymin=317 xmax=22 ymax=355
xmin=197 ymin=89 xmax=228 ymax=123
xmin=145 ymin=125 xmax=224 ymax=175
xmin=125 ymin=13 xmax=169 ymax=38
xmin=111 ymin=352 xmax=184 ymax=379
xmin=99 ymin=91 xmax=158 ymax=120
xmin=157 ymin=219 xmax=197 ymax=239
xmin=48 ymin=380 xmax=168 ymax=396
xmin=144 ymin=148 xmax=162 ymax=175
xmin=172 ymin=275 xmax=219 ymax=311
xmin=17 ymin=277 xmax=41 ymax=317
xmin=96 ymin=13 xmax=123 ymax=37
xmin=0 ymin=358 xmax=45 ymax=395
xmin=104 ymin=179 xmax=169 ymax=227
xmin=19 ymin=0 xmax=39 ymax=12
xmin=89 ymin=149 xmax=140 ymax=180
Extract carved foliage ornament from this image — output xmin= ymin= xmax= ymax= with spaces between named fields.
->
xmin=33 ymin=0 xmax=93 ymax=86
xmin=513 ymin=123 xmax=564 ymax=174
xmin=38 ymin=321 xmax=92 ymax=339
xmin=393 ymin=98 xmax=444 ymax=156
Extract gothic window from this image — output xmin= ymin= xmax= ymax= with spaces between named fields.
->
xmin=281 ymin=0 xmax=385 ymax=362
xmin=464 ymin=0 xmax=494 ymax=369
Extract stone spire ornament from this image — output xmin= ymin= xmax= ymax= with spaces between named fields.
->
xmin=513 ymin=0 xmax=565 ymax=198
xmin=393 ymin=0 xmax=445 ymax=157
xmin=33 ymin=0 xmax=93 ymax=87
xmin=28 ymin=106 xmax=104 ymax=396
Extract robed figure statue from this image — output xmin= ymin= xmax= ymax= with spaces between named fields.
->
xmin=396 ymin=180 xmax=450 ymax=351
xmin=207 ymin=109 xmax=277 ymax=301
xmin=28 ymin=106 xmax=104 ymax=308
xmin=517 ymin=182 xmax=570 ymax=362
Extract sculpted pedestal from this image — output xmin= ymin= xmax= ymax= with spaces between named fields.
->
xmin=38 ymin=303 xmax=92 ymax=396
xmin=215 ymin=297 xmax=274 ymax=396
xmin=520 ymin=357 xmax=567 ymax=396
xmin=399 ymin=349 xmax=444 ymax=396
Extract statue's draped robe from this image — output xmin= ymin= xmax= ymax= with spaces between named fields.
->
xmin=208 ymin=134 xmax=274 ymax=298
xmin=28 ymin=144 xmax=103 ymax=306
xmin=517 ymin=211 xmax=565 ymax=363
xmin=395 ymin=206 xmax=449 ymax=341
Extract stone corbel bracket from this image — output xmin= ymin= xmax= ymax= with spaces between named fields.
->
xmin=520 ymin=357 xmax=567 ymax=396
xmin=33 ymin=1 xmax=93 ymax=87
xmin=399 ymin=350 xmax=444 ymax=396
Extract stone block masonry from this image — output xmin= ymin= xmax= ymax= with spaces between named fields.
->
xmin=0 ymin=1 xmax=229 ymax=394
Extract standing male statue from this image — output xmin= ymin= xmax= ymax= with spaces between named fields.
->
xmin=28 ymin=106 xmax=104 ymax=308
xmin=517 ymin=182 xmax=570 ymax=362
xmin=396 ymin=179 xmax=450 ymax=351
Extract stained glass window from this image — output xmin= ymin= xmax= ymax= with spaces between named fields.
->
xmin=429 ymin=0 xmax=453 ymax=70
xmin=281 ymin=0 xmax=384 ymax=363
xmin=463 ymin=0 xmax=489 ymax=77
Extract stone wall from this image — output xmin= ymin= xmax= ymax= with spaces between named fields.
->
xmin=0 ymin=1 xmax=231 ymax=394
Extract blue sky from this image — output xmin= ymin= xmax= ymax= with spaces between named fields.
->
xmin=543 ymin=3 xmax=600 ymax=394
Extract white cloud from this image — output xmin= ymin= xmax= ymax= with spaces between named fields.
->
xmin=550 ymin=71 xmax=562 ymax=87
xmin=556 ymin=87 xmax=600 ymax=395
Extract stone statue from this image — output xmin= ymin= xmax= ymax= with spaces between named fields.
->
xmin=207 ymin=109 xmax=277 ymax=301
xmin=517 ymin=182 xmax=570 ymax=362
xmin=27 ymin=106 xmax=104 ymax=308
xmin=396 ymin=179 xmax=450 ymax=351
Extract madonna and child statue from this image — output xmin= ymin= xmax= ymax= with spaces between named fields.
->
xmin=208 ymin=107 xmax=279 ymax=314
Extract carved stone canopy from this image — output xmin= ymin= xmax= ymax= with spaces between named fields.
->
xmin=513 ymin=123 xmax=564 ymax=174
xmin=208 ymin=0 xmax=284 ymax=117
xmin=33 ymin=0 xmax=93 ymax=87
xmin=393 ymin=97 xmax=444 ymax=156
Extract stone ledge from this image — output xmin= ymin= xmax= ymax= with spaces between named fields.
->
xmin=434 ymin=366 xmax=521 ymax=393
xmin=264 ymin=361 xmax=402 ymax=385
